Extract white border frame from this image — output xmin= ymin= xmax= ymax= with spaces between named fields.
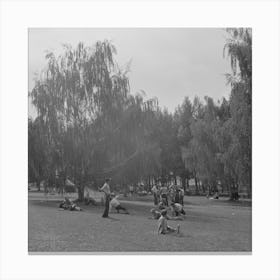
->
xmin=1 ymin=0 xmax=280 ymax=280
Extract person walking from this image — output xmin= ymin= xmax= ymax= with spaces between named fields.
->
xmin=99 ymin=178 xmax=111 ymax=218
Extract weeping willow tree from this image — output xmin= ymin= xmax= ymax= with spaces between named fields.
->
xmin=30 ymin=41 xmax=130 ymax=200
xmin=223 ymin=28 xmax=252 ymax=198
xmin=30 ymin=40 xmax=163 ymax=199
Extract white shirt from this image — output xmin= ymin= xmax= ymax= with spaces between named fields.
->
xmin=173 ymin=203 xmax=183 ymax=212
xmin=160 ymin=186 xmax=168 ymax=195
xmin=110 ymin=197 xmax=120 ymax=208
xmin=100 ymin=182 xmax=110 ymax=195
xmin=151 ymin=185 xmax=158 ymax=193
xmin=158 ymin=216 xmax=168 ymax=234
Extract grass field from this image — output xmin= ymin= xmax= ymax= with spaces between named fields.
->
xmin=28 ymin=193 xmax=251 ymax=253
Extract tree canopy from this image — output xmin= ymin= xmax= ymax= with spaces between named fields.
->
xmin=29 ymin=28 xmax=252 ymax=200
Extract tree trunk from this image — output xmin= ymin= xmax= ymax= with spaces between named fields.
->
xmin=201 ymin=182 xmax=205 ymax=193
xmin=181 ymin=176 xmax=186 ymax=192
xmin=194 ymin=176 xmax=199 ymax=195
xmin=229 ymin=181 xmax=239 ymax=200
xmin=235 ymin=182 xmax=239 ymax=200
xmin=36 ymin=179 xmax=41 ymax=191
xmin=186 ymin=177 xmax=189 ymax=190
xmin=246 ymin=184 xmax=251 ymax=199
xmin=78 ymin=185 xmax=85 ymax=201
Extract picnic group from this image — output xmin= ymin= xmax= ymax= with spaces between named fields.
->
xmin=58 ymin=178 xmax=187 ymax=235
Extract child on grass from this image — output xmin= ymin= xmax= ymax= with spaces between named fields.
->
xmin=157 ymin=210 xmax=180 ymax=235
xmin=150 ymin=208 xmax=184 ymax=221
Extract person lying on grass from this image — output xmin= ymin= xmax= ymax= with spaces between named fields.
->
xmin=109 ymin=193 xmax=129 ymax=214
xmin=157 ymin=210 xmax=180 ymax=235
xmin=209 ymin=191 xmax=219 ymax=200
xmin=170 ymin=202 xmax=186 ymax=217
xmin=59 ymin=197 xmax=83 ymax=211
xmin=150 ymin=208 xmax=184 ymax=220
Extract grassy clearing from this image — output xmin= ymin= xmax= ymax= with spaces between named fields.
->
xmin=28 ymin=195 xmax=251 ymax=253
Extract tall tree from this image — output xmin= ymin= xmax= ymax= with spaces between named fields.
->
xmin=223 ymin=28 xmax=252 ymax=198
xmin=30 ymin=41 xmax=130 ymax=200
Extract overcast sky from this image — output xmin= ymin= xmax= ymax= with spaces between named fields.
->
xmin=29 ymin=28 xmax=231 ymax=116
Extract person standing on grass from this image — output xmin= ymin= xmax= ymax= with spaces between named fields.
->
xmin=151 ymin=184 xmax=159 ymax=205
xmin=168 ymin=184 xmax=175 ymax=203
xmin=179 ymin=187 xmax=185 ymax=206
xmin=160 ymin=184 xmax=169 ymax=206
xmin=99 ymin=178 xmax=111 ymax=218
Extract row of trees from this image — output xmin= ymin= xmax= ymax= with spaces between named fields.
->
xmin=29 ymin=28 xmax=252 ymax=200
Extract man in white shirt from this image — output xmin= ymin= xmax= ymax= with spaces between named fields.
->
xmin=99 ymin=178 xmax=111 ymax=218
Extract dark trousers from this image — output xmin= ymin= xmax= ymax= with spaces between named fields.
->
xmin=180 ymin=196 xmax=184 ymax=206
xmin=161 ymin=194 xmax=168 ymax=206
xmin=115 ymin=205 xmax=127 ymax=213
xmin=174 ymin=192 xmax=180 ymax=203
xmin=153 ymin=193 xmax=158 ymax=205
xmin=102 ymin=194 xmax=110 ymax=217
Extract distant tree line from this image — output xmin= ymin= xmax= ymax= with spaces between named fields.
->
xmin=28 ymin=28 xmax=251 ymax=200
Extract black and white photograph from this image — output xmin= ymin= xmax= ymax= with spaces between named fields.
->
xmin=1 ymin=0 xmax=280 ymax=279
xmin=28 ymin=28 xmax=252 ymax=253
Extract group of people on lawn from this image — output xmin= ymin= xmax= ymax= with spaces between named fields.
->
xmin=59 ymin=178 xmax=184 ymax=235
xmin=99 ymin=178 xmax=185 ymax=235
xmin=151 ymin=183 xmax=185 ymax=207
xmin=150 ymin=198 xmax=186 ymax=235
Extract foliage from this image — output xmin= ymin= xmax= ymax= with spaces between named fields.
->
xmin=29 ymin=29 xmax=252 ymax=199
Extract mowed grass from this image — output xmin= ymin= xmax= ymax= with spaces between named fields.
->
xmin=28 ymin=195 xmax=251 ymax=253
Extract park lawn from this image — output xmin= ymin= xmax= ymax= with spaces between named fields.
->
xmin=28 ymin=197 xmax=251 ymax=253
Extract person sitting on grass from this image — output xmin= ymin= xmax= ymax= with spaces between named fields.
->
xmin=209 ymin=191 xmax=220 ymax=200
xmin=157 ymin=210 xmax=180 ymax=235
xmin=158 ymin=201 xmax=166 ymax=211
xmin=59 ymin=197 xmax=83 ymax=211
xmin=150 ymin=208 xmax=184 ymax=220
xmin=150 ymin=208 xmax=162 ymax=219
xmin=84 ymin=190 xmax=96 ymax=205
xmin=170 ymin=202 xmax=186 ymax=217
xmin=109 ymin=193 xmax=129 ymax=214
